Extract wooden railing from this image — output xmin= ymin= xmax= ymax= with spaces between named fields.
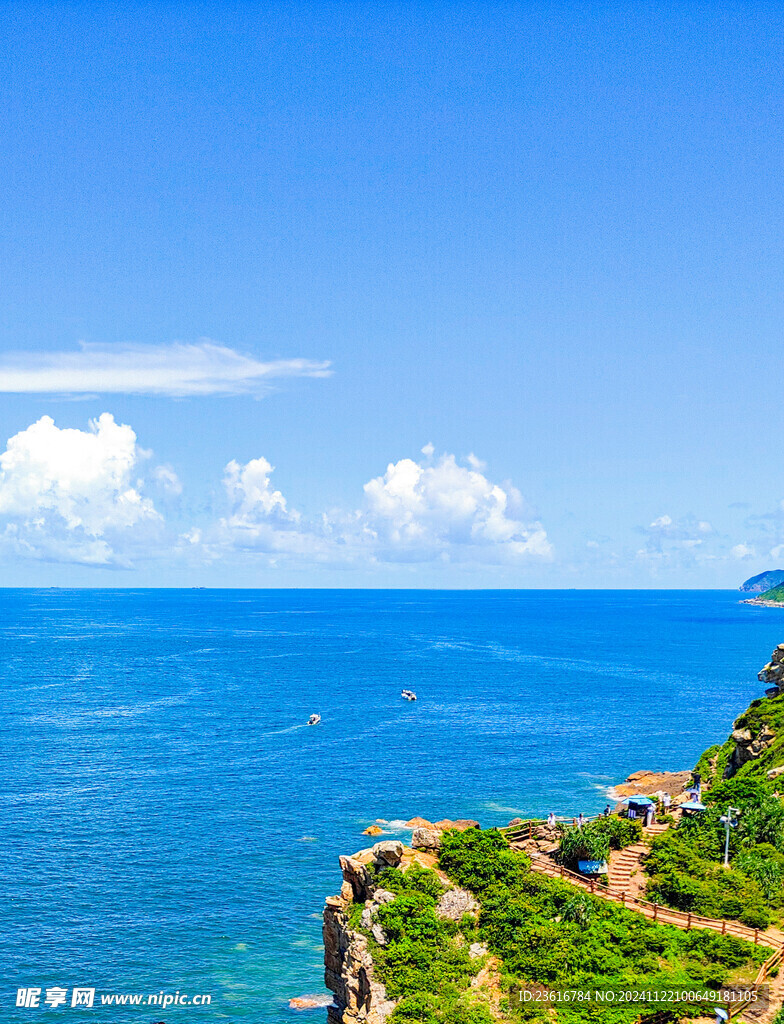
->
xmin=730 ymin=942 xmax=783 ymax=1018
xmin=520 ymin=854 xmax=784 ymax=1019
xmin=500 ymin=815 xmax=604 ymax=844
xmin=498 ymin=819 xmax=784 ymax=1017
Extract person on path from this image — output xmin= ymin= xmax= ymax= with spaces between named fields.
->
xmin=547 ymin=811 xmax=556 ymax=829
xmin=577 ymin=813 xmax=584 ymax=829
xmin=604 ymin=804 xmax=611 ymax=817
xmin=663 ymin=792 xmax=671 ymax=813
xmin=645 ymin=805 xmax=654 ymax=827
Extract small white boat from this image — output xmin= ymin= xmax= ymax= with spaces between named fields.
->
xmin=401 ymin=690 xmax=417 ymax=701
xmin=307 ymin=713 xmax=321 ymax=725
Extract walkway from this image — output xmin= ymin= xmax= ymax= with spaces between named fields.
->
xmin=607 ymin=822 xmax=668 ymax=894
xmin=504 ymin=820 xmax=784 ymax=1020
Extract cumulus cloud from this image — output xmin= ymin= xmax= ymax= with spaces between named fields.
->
xmin=0 ymin=414 xmax=160 ymax=565
xmin=188 ymin=447 xmax=551 ymax=569
xmin=0 ymin=341 xmax=331 ymax=397
xmin=362 ymin=452 xmax=551 ymax=563
xmin=211 ymin=457 xmax=328 ymax=560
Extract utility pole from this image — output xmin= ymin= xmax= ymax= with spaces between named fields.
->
xmin=719 ymin=807 xmax=739 ymax=867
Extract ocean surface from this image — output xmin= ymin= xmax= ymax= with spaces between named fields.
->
xmin=2 ymin=589 xmax=783 ymax=1022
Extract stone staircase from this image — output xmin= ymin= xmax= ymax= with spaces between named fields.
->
xmin=607 ymin=823 xmax=668 ymax=894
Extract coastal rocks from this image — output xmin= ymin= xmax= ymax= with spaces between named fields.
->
xmin=323 ymin=896 xmax=396 ymax=1024
xmin=360 ymin=890 xmax=396 ymax=947
xmin=469 ymin=942 xmax=489 ymax=959
xmin=405 ymin=817 xmax=436 ymax=829
xmin=372 ymin=841 xmax=403 ymax=867
xmin=434 ymin=819 xmax=480 ymax=831
xmin=290 ymin=995 xmax=334 ymax=1010
xmin=614 ymin=770 xmax=692 ymax=798
xmin=339 ymin=856 xmax=376 ymax=903
xmin=758 ymin=645 xmax=784 ymax=693
xmin=411 ymin=827 xmax=442 ymax=851
xmin=363 ymin=826 xmax=383 ymax=837
xmin=725 ymin=725 xmax=776 ymax=777
xmin=767 ymin=766 xmax=784 ymax=781
xmin=436 ymin=887 xmax=480 ymax=920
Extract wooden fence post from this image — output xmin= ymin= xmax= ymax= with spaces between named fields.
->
xmin=621 ymin=892 xmax=626 ymax=907
xmin=754 ymin=929 xmax=759 ymax=945
xmin=652 ymin=904 xmax=657 ymax=922
xmin=687 ymin=912 xmax=691 ymax=931
xmin=721 ymin=920 xmax=726 ymax=935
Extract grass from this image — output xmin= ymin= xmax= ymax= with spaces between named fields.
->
xmin=354 ymin=830 xmax=767 ymax=1024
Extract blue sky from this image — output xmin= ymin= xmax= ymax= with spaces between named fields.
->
xmin=0 ymin=2 xmax=783 ymax=586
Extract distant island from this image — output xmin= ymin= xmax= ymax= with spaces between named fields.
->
xmin=739 ymin=570 xmax=784 ymax=607
xmin=740 ymin=569 xmax=784 ymax=594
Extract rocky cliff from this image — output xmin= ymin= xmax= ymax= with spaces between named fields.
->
xmin=323 ymin=844 xmax=401 ymax=1024
xmin=323 ymin=830 xmax=484 ymax=1024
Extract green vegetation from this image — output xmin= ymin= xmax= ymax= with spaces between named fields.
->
xmin=643 ymin=692 xmax=784 ymax=928
xmin=360 ymin=830 xmax=766 ymax=1024
xmin=557 ymin=817 xmax=642 ymax=871
xmin=366 ymin=863 xmax=494 ymax=1024
xmin=759 ymin=584 xmax=784 ymax=603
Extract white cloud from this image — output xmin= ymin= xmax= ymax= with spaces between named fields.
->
xmin=188 ymin=447 xmax=551 ymax=569
xmin=0 ymin=414 xmax=160 ymax=565
xmin=0 ymin=341 xmax=331 ymax=397
xmin=153 ymin=465 xmax=183 ymax=496
xmin=362 ymin=452 xmax=551 ymax=563
xmin=214 ymin=457 xmax=326 ymax=559
xmin=732 ymin=543 xmax=756 ymax=560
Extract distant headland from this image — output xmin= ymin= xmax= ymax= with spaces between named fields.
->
xmin=740 ymin=569 xmax=784 ymax=606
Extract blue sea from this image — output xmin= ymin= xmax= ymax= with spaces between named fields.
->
xmin=2 ymin=589 xmax=783 ymax=1022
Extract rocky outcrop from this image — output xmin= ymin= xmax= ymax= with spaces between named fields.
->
xmin=434 ymin=818 xmax=480 ymax=831
xmin=323 ymin=896 xmax=396 ymax=1024
xmin=436 ymin=887 xmax=479 ymax=920
xmin=372 ymin=841 xmax=403 ymax=867
xmin=411 ymin=827 xmax=443 ymax=851
xmin=613 ymin=769 xmax=692 ymax=798
xmin=758 ymin=644 xmax=784 ymax=694
xmin=404 ymin=816 xmax=436 ymax=829
xmin=324 ymin=853 xmax=398 ymax=1024
xmin=725 ymin=725 xmax=776 ymax=777
xmin=324 ymin=834 xmax=483 ymax=1024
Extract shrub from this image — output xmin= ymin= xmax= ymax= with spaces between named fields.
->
xmin=435 ymin=828 xmax=766 ymax=1021
xmin=557 ymin=823 xmax=610 ymax=869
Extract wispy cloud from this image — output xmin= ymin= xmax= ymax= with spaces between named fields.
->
xmin=0 ymin=341 xmax=331 ymax=397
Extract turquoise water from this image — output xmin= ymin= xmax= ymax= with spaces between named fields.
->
xmin=2 ymin=589 xmax=782 ymax=1022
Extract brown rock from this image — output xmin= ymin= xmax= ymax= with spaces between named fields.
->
xmin=614 ymin=770 xmax=691 ymax=798
xmin=363 ymin=825 xmax=383 ymax=836
xmin=339 ymin=856 xmax=376 ymax=903
xmin=323 ymin=898 xmax=396 ymax=1024
xmin=289 ymin=995 xmax=333 ymax=1010
xmin=404 ymin=817 xmax=436 ymax=829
